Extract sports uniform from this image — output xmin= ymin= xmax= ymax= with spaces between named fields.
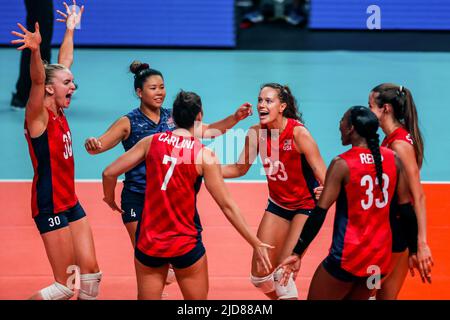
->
xmin=25 ymin=108 xmax=85 ymax=234
xmin=135 ymin=132 xmax=205 ymax=268
xmin=260 ymin=118 xmax=318 ymax=220
xmin=120 ymin=107 xmax=176 ymax=224
xmin=323 ymin=146 xmax=397 ymax=281
xmin=381 ymin=126 xmax=414 ymax=253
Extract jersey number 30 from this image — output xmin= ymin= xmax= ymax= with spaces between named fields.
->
xmin=63 ymin=131 xmax=73 ymax=160
xmin=161 ymin=155 xmax=177 ymax=191
xmin=360 ymin=174 xmax=389 ymax=210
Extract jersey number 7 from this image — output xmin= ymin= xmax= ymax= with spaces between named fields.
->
xmin=161 ymin=155 xmax=177 ymax=191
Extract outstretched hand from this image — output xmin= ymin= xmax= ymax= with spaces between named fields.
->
xmin=409 ymin=253 xmax=432 ymax=284
xmin=56 ymin=0 xmax=85 ymax=30
xmin=278 ymin=254 xmax=301 ymax=286
xmin=254 ymin=242 xmax=275 ymax=275
xmin=417 ymin=242 xmax=434 ymax=283
xmin=11 ymin=22 xmax=42 ymax=51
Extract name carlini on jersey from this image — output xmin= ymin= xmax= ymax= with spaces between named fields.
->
xmin=158 ymin=132 xmax=195 ymax=149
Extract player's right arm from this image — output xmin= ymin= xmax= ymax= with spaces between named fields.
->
xmin=85 ymin=117 xmax=131 ymax=154
xmin=201 ymin=147 xmax=274 ymax=274
xmin=221 ymin=125 xmax=259 ymax=178
xmin=102 ymin=136 xmax=151 ymax=212
xmin=11 ymin=22 xmax=47 ymax=137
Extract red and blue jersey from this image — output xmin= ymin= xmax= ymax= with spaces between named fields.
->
xmin=260 ymin=118 xmax=318 ymax=210
xmin=381 ymin=126 xmax=414 ymax=149
xmin=122 ymin=107 xmax=176 ymax=194
xmin=25 ymin=108 xmax=78 ymax=218
xmin=330 ymin=146 xmax=397 ymax=276
xmin=136 ymin=132 xmax=204 ymax=258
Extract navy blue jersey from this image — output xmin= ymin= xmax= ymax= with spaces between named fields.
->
xmin=122 ymin=107 xmax=176 ymax=193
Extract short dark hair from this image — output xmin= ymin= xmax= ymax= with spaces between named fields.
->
xmin=172 ymin=90 xmax=203 ymax=129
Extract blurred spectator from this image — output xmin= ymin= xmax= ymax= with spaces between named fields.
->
xmin=11 ymin=0 xmax=53 ymax=109
xmin=240 ymin=0 xmax=308 ymax=28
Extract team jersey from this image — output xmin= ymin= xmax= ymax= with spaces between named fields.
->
xmin=260 ymin=118 xmax=318 ymax=210
xmin=122 ymin=107 xmax=176 ymax=194
xmin=25 ymin=108 xmax=78 ymax=218
xmin=136 ymin=131 xmax=204 ymax=258
xmin=330 ymin=146 xmax=397 ymax=276
xmin=382 ymin=126 xmax=414 ymax=149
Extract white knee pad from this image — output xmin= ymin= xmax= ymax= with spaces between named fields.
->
xmin=273 ymin=268 xmax=298 ymax=300
xmin=165 ymin=267 xmax=176 ymax=285
xmin=40 ymin=282 xmax=74 ymax=300
xmin=78 ymin=271 xmax=102 ymax=300
xmin=250 ymin=273 xmax=275 ymax=294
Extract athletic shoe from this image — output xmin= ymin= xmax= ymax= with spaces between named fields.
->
xmin=285 ymin=10 xmax=305 ymax=26
xmin=243 ymin=11 xmax=264 ymax=23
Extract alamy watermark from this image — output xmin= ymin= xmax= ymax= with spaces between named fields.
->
xmin=367 ymin=5 xmax=381 ymax=30
xmin=366 ymin=265 xmax=382 ymax=290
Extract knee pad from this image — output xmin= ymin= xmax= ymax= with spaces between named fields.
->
xmin=165 ymin=267 xmax=176 ymax=285
xmin=40 ymin=282 xmax=74 ymax=300
xmin=250 ymin=273 xmax=275 ymax=294
xmin=273 ymin=268 xmax=298 ymax=300
xmin=78 ymin=271 xmax=102 ymax=300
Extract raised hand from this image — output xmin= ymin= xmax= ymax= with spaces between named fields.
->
xmin=11 ymin=22 xmax=42 ymax=51
xmin=56 ymin=0 xmax=85 ymax=30
xmin=234 ymin=102 xmax=253 ymax=121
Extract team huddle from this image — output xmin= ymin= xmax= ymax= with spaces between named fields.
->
xmin=11 ymin=2 xmax=434 ymax=300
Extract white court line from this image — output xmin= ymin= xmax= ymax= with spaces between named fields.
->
xmin=0 ymin=179 xmax=449 ymax=184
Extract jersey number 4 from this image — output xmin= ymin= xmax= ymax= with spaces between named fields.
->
xmin=161 ymin=155 xmax=177 ymax=191
xmin=360 ymin=174 xmax=389 ymax=210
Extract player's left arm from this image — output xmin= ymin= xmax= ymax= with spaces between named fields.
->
xmin=391 ymin=140 xmax=433 ymax=277
xmin=199 ymin=102 xmax=253 ymax=139
xmin=279 ymin=157 xmax=347 ymax=285
xmin=102 ymin=136 xmax=152 ymax=212
xmin=56 ymin=1 xmax=84 ymax=68
xmin=293 ymin=126 xmax=327 ymax=185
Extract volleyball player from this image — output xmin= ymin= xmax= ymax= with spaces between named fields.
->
xmin=279 ymin=106 xmax=418 ymax=299
xmin=221 ymin=83 xmax=327 ymax=300
xmin=85 ymin=61 xmax=253 ymax=246
xmin=102 ymin=90 xmax=273 ymax=299
xmin=369 ymin=84 xmax=433 ymax=299
xmin=11 ymin=2 xmax=102 ymax=300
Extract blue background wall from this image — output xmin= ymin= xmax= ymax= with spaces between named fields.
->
xmin=310 ymin=0 xmax=450 ymax=30
xmin=0 ymin=0 xmax=235 ymax=47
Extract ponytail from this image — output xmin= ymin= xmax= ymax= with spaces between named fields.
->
xmin=372 ymin=83 xmax=424 ymax=167
xmin=349 ymin=106 xmax=384 ymax=198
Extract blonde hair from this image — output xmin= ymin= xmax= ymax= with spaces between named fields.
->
xmin=43 ymin=61 xmax=69 ymax=85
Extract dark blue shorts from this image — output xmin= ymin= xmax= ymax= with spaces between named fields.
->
xmin=322 ymin=256 xmax=363 ymax=283
xmin=322 ymin=255 xmax=385 ymax=283
xmin=391 ymin=213 xmax=408 ymax=253
xmin=121 ymin=188 xmax=144 ymax=224
xmin=33 ymin=202 xmax=86 ymax=234
xmin=265 ymin=199 xmax=313 ymax=221
xmin=135 ymin=240 xmax=206 ymax=269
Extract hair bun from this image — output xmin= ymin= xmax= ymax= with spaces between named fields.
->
xmin=129 ymin=61 xmax=150 ymax=75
